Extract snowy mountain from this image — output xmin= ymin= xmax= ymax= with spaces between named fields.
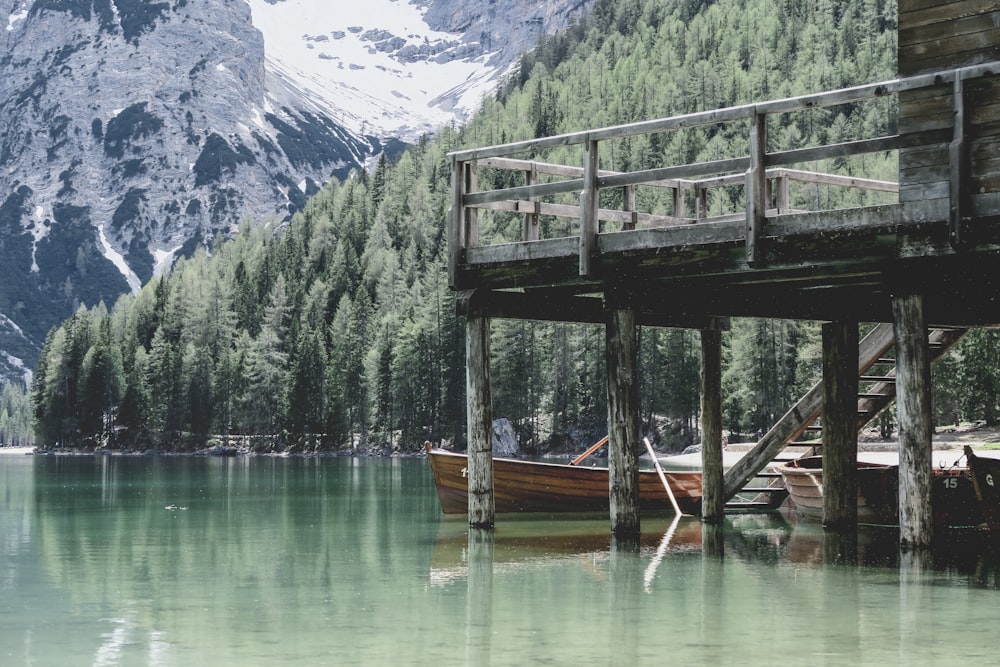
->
xmin=248 ymin=0 xmax=592 ymax=139
xmin=0 ymin=0 xmax=592 ymax=385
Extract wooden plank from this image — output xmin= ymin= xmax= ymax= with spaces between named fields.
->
xmin=766 ymin=136 xmax=901 ymax=168
xmin=606 ymin=303 xmax=640 ymax=538
xmin=892 ymin=293 xmax=934 ymax=548
xmin=899 ymin=181 xmax=950 ymax=202
xmin=701 ymin=328 xmax=725 ymax=523
xmin=900 ymin=0 xmax=1000 ymax=31
xmin=822 ymin=321 xmax=859 ymax=530
xmin=473 ymin=199 xmax=691 ymax=229
xmin=900 ymin=32 xmax=1000 ymax=65
xmin=466 ymin=311 xmax=494 ymax=528
xmin=902 ymin=44 xmax=1000 ymax=76
xmin=900 ymin=10 xmax=1000 ymax=47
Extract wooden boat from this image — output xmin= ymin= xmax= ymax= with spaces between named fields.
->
xmin=778 ymin=455 xmax=984 ymax=527
xmin=963 ymin=446 xmax=1000 ymax=531
xmin=426 ymin=447 xmax=703 ymax=515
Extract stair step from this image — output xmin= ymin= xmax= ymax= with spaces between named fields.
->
xmin=739 ymin=486 xmax=785 ymax=493
xmin=858 ymin=393 xmax=889 ymax=399
xmin=725 ymin=501 xmax=780 ymax=510
xmin=860 ymin=376 xmax=895 ymax=382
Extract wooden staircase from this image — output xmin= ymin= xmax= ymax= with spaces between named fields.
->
xmin=721 ymin=324 xmax=967 ymax=505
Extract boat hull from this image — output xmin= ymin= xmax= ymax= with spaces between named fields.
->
xmin=778 ymin=456 xmax=983 ymax=527
xmin=964 ymin=447 xmax=1000 ymax=531
xmin=427 ymin=448 xmax=703 ymax=515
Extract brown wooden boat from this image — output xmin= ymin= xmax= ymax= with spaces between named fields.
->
xmin=426 ymin=447 xmax=703 ymax=515
xmin=778 ymin=455 xmax=984 ymax=527
xmin=964 ymin=446 xmax=1000 ymax=531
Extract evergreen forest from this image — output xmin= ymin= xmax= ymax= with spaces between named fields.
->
xmin=22 ymin=0 xmax=1000 ymax=453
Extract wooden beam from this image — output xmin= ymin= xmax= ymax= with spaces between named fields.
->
xmin=455 ymin=289 xmax=731 ymax=330
xmin=700 ymin=328 xmax=725 ymax=523
xmin=606 ymin=300 xmax=640 ymax=538
xmin=448 ymin=64 xmax=1000 ymax=163
xmin=466 ymin=311 xmax=494 ymax=528
xmin=892 ymin=293 xmax=934 ymax=548
xmin=822 ymin=320 xmax=859 ymax=531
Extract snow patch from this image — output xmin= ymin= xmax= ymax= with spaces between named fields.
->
xmin=153 ymin=246 xmax=184 ymax=277
xmin=7 ymin=3 xmax=28 ymax=31
xmin=29 ymin=205 xmax=50 ymax=273
xmin=98 ymin=225 xmax=142 ymax=295
xmin=247 ymin=0 xmax=503 ymax=138
xmin=2 ymin=352 xmax=31 ymax=387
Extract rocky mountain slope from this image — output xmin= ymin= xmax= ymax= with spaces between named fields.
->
xmin=0 ymin=0 xmax=592 ymax=384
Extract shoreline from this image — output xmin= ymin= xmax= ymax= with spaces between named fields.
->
xmin=0 ymin=447 xmax=35 ymax=455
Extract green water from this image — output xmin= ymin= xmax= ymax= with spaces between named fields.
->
xmin=2 ymin=452 xmax=999 ymax=666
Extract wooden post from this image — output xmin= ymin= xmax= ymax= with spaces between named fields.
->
xmin=448 ymin=157 xmax=464 ymax=289
xmin=700 ymin=328 xmax=724 ymax=523
xmin=622 ymin=185 xmax=637 ymax=231
xmin=821 ymin=320 xmax=859 ymax=531
xmin=746 ymin=110 xmax=766 ymax=266
xmin=673 ymin=185 xmax=685 ymax=219
xmin=524 ymin=164 xmax=540 ymax=241
xmin=466 ymin=308 xmax=494 ymax=528
xmin=892 ymin=293 xmax=933 ymax=548
xmin=695 ymin=185 xmax=708 ymax=220
xmin=606 ymin=300 xmax=640 ymax=538
xmin=776 ymin=173 xmax=790 ymax=214
xmin=580 ymin=139 xmax=599 ymax=277
xmin=449 ymin=160 xmax=478 ymax=289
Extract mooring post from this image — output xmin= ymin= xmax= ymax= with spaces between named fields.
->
xmin=466 ymin=308 xmax=494 ymax=528
xmin=821 ymin=320 xmax=859 ymax=531
xmin=606 ymin=298 xmax=640 ymax=538
xmin=892 ymin=293 xmax=933 ymax=548
xmin=700 ymin=328 xmax=724 ymax=523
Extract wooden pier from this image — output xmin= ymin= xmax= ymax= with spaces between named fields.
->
xmin=449 ymin=0 xmax=1000 ymax=547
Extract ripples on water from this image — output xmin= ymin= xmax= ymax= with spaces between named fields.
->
xmin=1 ymin=452 xmax=999 ymax=666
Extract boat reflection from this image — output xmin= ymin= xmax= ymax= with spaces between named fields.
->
xmin=428 ymin=512 xmax=798 ymax=586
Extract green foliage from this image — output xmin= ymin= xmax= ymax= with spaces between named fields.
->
xmin=0 ymin=382 xmax=33 ymax=446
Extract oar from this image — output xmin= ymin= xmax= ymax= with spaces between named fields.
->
xmin=570 ymin=435 xmax=610 ymax=466
xmin=644 ymin=437 xmax=683 ymax=516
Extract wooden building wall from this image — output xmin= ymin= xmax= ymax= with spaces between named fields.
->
xmin=898 ymin=1 xmax=1000 ymax=219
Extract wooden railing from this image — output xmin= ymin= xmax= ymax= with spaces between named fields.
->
xmin=448 ymin=61 xmax=1000 ymax=287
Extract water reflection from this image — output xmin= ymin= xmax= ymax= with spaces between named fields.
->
xmin=5 ymin=455 xmax=1000 ymax=666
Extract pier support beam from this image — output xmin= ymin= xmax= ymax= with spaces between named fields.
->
xmin=701 ymin=328 xmax=725 ymax=523
xmin=892 ymin=293 xmax=933 ymax=548
xmin=606 ymin=303 xmax=641 ymax=539
xmin=821 ymin=320 xmax=859 ymax=531
xmin=466 ymin=312 xmax=495 ymax=528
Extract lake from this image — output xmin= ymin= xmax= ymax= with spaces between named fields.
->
xmin=2 ymin=451 xmax=999 ymax=666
